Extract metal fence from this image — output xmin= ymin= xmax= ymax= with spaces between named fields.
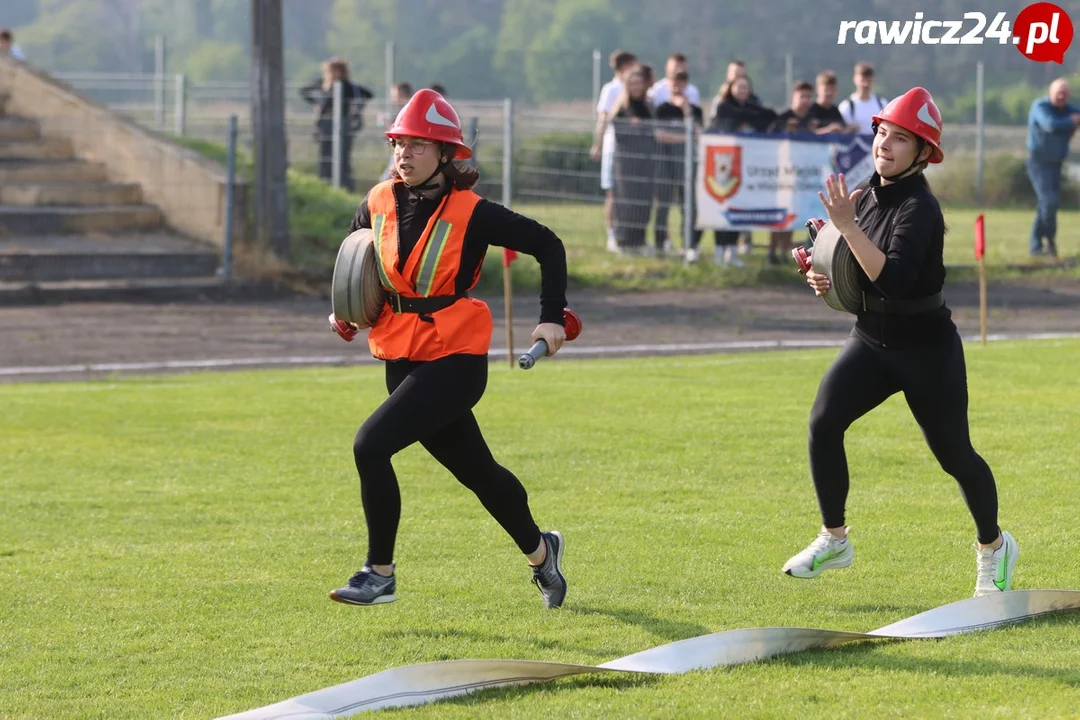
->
xmin=46 ymin=69 xmax=1042 ymax=263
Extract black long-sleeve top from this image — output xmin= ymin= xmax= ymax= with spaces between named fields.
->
xmin=349 ymin=183 xmax=568 ymax=326
xmin=300 ymin=79 xmax=374 ymax=128
xmin=850 ymin=172 xmax=955 ymax=346
xmin=710 ymin=97 xmax=777 ymax=133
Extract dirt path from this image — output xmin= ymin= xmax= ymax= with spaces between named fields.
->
xmin=3 ymin=279 xmax=1080 ymax=382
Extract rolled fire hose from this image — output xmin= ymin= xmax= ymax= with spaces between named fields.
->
xmin=217 ymin=589 xmax=1080 ymax=719
xmin=804 ymin=221 xmax=864 ymax=314
xmin=331 ymin=229 xmax=388 ymax=330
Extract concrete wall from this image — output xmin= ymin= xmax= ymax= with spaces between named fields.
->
xmin=0 ymin=55 xmax=247 ymax=248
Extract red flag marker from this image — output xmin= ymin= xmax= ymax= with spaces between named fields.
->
xmin=974 ymin=213 xmax=985 ymax=260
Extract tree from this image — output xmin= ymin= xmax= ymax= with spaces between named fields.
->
xmin=525 ymin=0 xmax=624 ymax=102
xmin=493 ymin=0 xmax=553 ymax=101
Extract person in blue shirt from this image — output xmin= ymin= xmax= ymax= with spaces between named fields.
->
xmin=1026 ymin=78 xmax=1080 ymax=258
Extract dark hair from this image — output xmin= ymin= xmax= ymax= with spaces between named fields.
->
xmin=730 ymin=59 xmax=746 ymax=67
xmin=610 ymin=50 xmax=637 ymax=71
xmin=673 ymin=70 xmax=690 ymax=83
xmin=639 ymin=63 xmax=655 ymax=84
xmin=855 ymin=62 xmax=875 ymax=77
xmin=722 ymin=75 xmax=754 ymax=103
xmin=816 ymin=70 xmax=837 ymax=87
xmin=0 ymin=29 xmax=11 ymax=41
xmin=394 ymin=81 xmax=413 ymax=96
xmin=390 ymin=145 xmax=479 ymax=190
xmin=668 ymin=52 xmax=688 ymax=63
xmin=428 ymin=83 xmax=446 ymax=95
xmin=793 ymin=81 xmax=814 ymax=93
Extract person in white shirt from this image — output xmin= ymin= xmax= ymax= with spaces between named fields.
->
xmin=0 ymin=29 xmax=25 ymax=61
xmin=591 ymin=50 xmax=639 ymax=252
xmin=837 ymin=62 xmax=888 ymax=136
xmin=649 ymin=52 xmax=701 ymax=108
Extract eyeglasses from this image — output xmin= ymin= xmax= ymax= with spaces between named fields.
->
xmin=388 ymin=139 xmax=435 ymax=156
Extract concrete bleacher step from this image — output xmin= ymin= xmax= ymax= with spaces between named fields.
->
xmin=0 ymin=205 xmax=163 ymax=234
xmin=0 ymin=183 xmax=143 ymax=207
xmin=0 ymin=234 xmax=220 ymax=283
xmin=0 ymin=137 xmax=75 ymax=161
xmin=0 ymin=117 xmax=42 ymax=142
xmin=0 ymin=159 xmax=109 ymax=184
xmin=0 ymin=276 xmax=286 ymax=306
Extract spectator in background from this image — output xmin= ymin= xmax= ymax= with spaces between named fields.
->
xmin=710 ymin=75 xmax=776 ymax=133
xmin=709 ymin=76 xmax=774 ymax=267
xmin=0 ymin=29 xmax=26 ymax=61
xmin=650 ymin=52 xmax=702 ymax=108
xmin=379 ymin=82 xmax=416 ymax=181
xmin=609 ymin=67 xmax=656 ymax=254
xmin=592 ymin=50 xmax=639 ymax=253
xmin=654 ymin=70 xmax=704 ymax=259
xmin=713 ymin=61 xmax=764 ymax=259
xmin=838 ymin=62 xmax=887 ymax=135
xmin=638 ymin=63 xmax=656 ymax=91
xmin=809 ymin=70 xmax=856 ymax=134
xmin=764 ymin=81 xmax=817 ymax=266
xmin=300 ymin=57 xmax=373 ymax=192
xmin=1026 ymin=77 xmax=1080 ymax=258
xmin=429 ymin=83 xmax=447 ymax=96
xmin=710 ymin=60 xmax=761 ymax=122
xmin=769 ymin=80 xmax=816 ymax=134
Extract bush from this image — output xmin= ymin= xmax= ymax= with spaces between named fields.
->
xmin=931 ymin=152 xmax=1080 ymax=208
xmin=513 ymin=131 xmax=600 ymax=203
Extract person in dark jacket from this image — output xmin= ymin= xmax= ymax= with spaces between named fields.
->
xmin=654 ymin=70 xmax=704 ymax=258
xmin=1025 ymin=78 xmax=1080 ymax=257
xmin=300 ymin=57 xmax=374 ymax=192
xmin=783 ymin=87 xmax=1019 ymax=599
xmin=709 ymin=76 xmax=775 ymax=265
xmin=610 ymin=67 xmax=657 ymax=253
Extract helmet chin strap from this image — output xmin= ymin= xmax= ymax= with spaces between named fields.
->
xmin=881 ymin=141 xmax=930 ymax=182
xmin=402 ymin=149 xmax=452 ymax=196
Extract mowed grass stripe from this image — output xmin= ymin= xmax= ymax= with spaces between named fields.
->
xmin=1 ymin=341 xmax=1079 ymax=719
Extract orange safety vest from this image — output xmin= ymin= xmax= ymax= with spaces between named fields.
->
xmin=365 ymin=180 xmax=492 ymax=361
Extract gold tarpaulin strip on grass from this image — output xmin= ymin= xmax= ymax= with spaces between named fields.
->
xmin=217 ymin=590 xmax=1080 ymax=719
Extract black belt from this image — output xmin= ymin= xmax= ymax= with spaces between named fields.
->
xmin=862 ymin=291 xmax=944 ymax=315
xmin=387 ymin=292 xmax=466 ymax=315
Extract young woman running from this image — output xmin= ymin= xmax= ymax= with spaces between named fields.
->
xmin=329 ymin=89 xmax=569 ymax=609
xmin=782 ymin=87 xmax=1019 ymax=597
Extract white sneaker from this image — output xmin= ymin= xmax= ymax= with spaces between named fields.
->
xmin=973 ymin=530 xmax=1019 ymax=597
xmin=728 ymin=251 xmax=746 ymax=268
xmin=685 ymin=247 xmax=699 ymax=263
xmin=782 ymin=527 xmax=854 ymax=578
xmin=606 ymin=234 xmax=618 ymax=253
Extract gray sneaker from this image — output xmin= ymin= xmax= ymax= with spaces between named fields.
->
xmin=330 ymin=565 xmax=397 ymax=605
xmin=531 ymin=531 xmax=567 ymax=609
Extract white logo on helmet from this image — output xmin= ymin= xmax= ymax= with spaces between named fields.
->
xmin=425 ymin=103 xmax=458 ymax=129
xmin=917 ymin=103 xmax=940 ymax=131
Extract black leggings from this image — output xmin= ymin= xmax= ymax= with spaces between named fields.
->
xmin=808 ymin=329 xmax=1000 ymax=544
xmin=352 ymin=354 xmax=542 ymax=565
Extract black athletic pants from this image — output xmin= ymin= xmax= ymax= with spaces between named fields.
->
xmin=353 ymin=353 xmax=542 ymax=565
xmin=808 ymin=329 xmax=1000 ymax=544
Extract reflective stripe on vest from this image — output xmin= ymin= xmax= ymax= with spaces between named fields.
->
xmin=370 ymin=212 xmax=396 ymax=291
xmin=415 ymin=219 xmax=452 ymax=297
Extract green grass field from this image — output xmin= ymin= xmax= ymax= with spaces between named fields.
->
xmin=3 ymin=342 xmax=1080 ymax=719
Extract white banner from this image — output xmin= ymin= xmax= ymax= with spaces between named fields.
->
xmin=696 ymin=132 xmax=876 ymax=231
